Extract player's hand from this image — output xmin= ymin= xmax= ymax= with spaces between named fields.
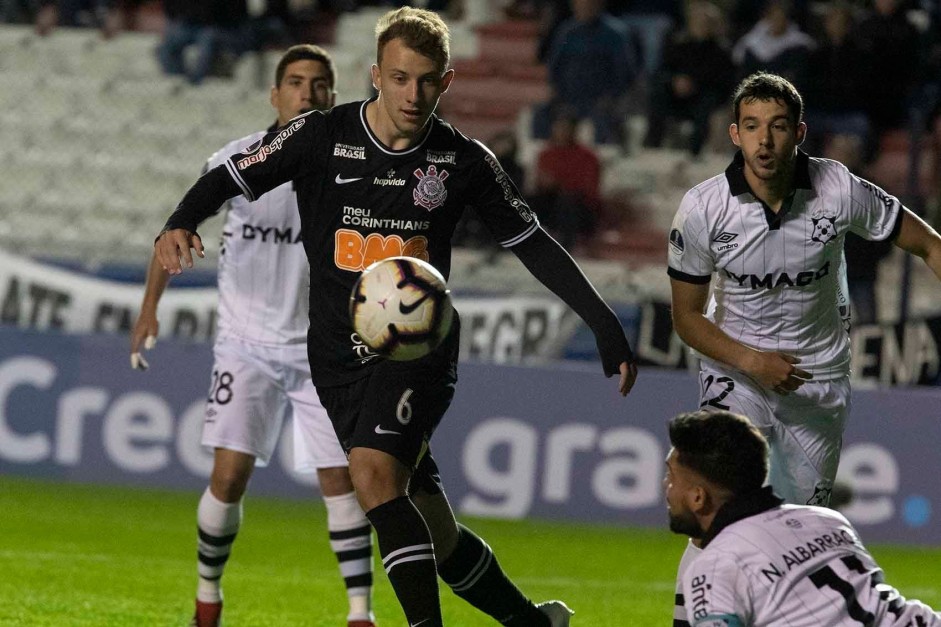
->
xmin=748 ymin=351 xmax=812 ymax=394
xmin=155 ymin=228 xmax=204 ymax=276
xmin=617 ymin=360 xmax=638 ymax=396
xmin=130 ymin=311 xmax=159 ymax=371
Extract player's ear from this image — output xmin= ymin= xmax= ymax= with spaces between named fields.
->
xmin=796 ymin=121 xmax=807 ymax=146
xmin=329 ymin=89 xmax=337 ymax=109
xmin=688 ymin=485 xmax=707 ymax=514
xmin=729 ymin=123 xmax=740 ymax=147
xmin=370 ymin=64 xmax=380 ymax=92
xmin=440 ymin=68 xmax=455 ymax=94
xmin=269 ymin=84 xmax=279 ymax=109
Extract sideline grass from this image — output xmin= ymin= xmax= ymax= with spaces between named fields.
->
xmin=1 ymin=476 xmax=939 ymax=626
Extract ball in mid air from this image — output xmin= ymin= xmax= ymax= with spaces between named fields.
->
xmin=349 ymin=256 xmax=454 ymax=361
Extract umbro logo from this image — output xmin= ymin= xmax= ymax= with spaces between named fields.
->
xmin=714 ymin=231 xmax=739 ymax=252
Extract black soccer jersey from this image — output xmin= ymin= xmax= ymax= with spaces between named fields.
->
xmin=173 ymin=99 xmax=539 ymax=386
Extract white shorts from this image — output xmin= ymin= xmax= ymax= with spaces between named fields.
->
xmin=202 ymin=337 xmax=348 ymax=471
xmin=698 ymin=360 xmax=850 ymax=506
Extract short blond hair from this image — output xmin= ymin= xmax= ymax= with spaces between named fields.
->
xmin=375 ymin=7 xmax=450 ymax=73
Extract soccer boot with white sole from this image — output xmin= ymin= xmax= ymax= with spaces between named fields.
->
xmin=536 ymin=600 xmax=574 ymax=627
xmin=190 ymin=599 xmax=222 ymax=627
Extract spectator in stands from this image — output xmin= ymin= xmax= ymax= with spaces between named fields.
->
xmin=728 ymin=0 xmax=810 ymax=42
xmin=856 ymin=0 xmax=922 ymax=135
xmin=233 ymin=0 xmax=293 ymax=57
xmin=533 ymin=0 xmax=570 ymax=63
xmin=643 ymin=0 xmax=733 ymax=157
xmin=156 ymin=0 xmax=248 ymax=86
xmin=490 ymin=129 xmax=526 ymax=190
xmin=1 ymin=0 xmax=37 ymax=24
xmin=825 ymin=133 xmax=894 ymax=325
xmin=802 ymin=1 xmax=870 ymax=156
xmin=617 ymin=0 xmax=683 ymax=79
xmin=529 ymin=110 xmax=601 ymax=251
xmin=15 ymin=0 xmax=134 ymax=37
xmin=731 ymin=0 xmax=814 ymax=91
xmin=532 ymin=0 xmax=639 ymax=147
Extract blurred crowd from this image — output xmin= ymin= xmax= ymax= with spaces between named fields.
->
xmin=500 ymin=0 xmax=941 ymax=302
xmin=0 ymin=0 xmax=460 ymax=83
xmin=524 ymin=0 xmax=941 ymax=157
xmin=3 ymin=0 xmax=941 ymax=312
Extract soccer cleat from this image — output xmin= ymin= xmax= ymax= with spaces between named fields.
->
xmin=536 ymin=600 xmax=574 ymax=627
xmin=190 ymin=599 xmax=222 ymax=627
xmin=347 ymin=622 xmax=376 ymax=627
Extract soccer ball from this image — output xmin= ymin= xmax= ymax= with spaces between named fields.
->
xmin=349 ymin=256 xmax=454 ymax=361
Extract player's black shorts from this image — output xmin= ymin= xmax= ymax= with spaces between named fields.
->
xmin=317 ymin=351 xmax=458 ymax=470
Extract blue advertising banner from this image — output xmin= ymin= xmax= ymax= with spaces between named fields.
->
xmin=0 ymin=327 xmax=938 ymax=545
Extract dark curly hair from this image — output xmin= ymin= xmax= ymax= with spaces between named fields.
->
xmin=732 ymin=71 xmax=803 ymax=125
xmin=668 ymin=410 xmax=768 ymax=494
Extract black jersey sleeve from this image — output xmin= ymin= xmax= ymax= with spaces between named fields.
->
xmin=161 ymin=117 xmax=322 ymax=236
xmin=162 ymin=165 xmax=243 ymax=235
xmin=512 ymin=227 xmax=635 ymax=375
xmin=222 ymin=111 xmax=324 ymax=202
xmin=465 ymin=140 xmax=540 ymax=246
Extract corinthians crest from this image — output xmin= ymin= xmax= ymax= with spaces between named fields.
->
xmin=413 ymin=165 xmax=449 ymax=210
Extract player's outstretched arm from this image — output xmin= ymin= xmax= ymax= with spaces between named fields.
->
xmin=130 ymin=251 xmax=175 ymax=370
xmin=670 ymin=278 xmax=810 ymax=393
xmin=895 ymin=207 xmax=941 ymax=281
xmin=154 ymin=165 xmax=245 ymax=274
xmin=510 ymin=227 xmax=637 ymax=395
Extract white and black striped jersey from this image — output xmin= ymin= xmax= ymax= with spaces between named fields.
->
xmin=684 ymin=502 xmax=941 ymax=627
xmin=206 ymin=127 xmax=309 ymax=346
xmin=218 ymin=99 xmax=538 ymax=386
xmin=668 ymin=151 xmax=901 ymax=380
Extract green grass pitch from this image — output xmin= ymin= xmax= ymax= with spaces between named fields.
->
xmin=2 ymin=476 xmax=940 ymax=626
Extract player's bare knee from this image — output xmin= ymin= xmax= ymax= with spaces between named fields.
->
xmin=316 ymin=465 xmax=354 ymax=497
xmin=209 ymin=467 xmax=251 ymax=502
xmin=349 ymin=448 xmax=409 ymax=511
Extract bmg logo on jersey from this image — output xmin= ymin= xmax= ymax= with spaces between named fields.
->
xmin=334 ymin=229 xmax=429 ymax=272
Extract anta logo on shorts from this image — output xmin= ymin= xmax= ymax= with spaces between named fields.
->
xmin=334 ymin=229 xmax=429 ymax=272
xmin=723 ymin=260 xmax=830 ymax=290
xmin=235 ymin=118 xmax=305 ymax=170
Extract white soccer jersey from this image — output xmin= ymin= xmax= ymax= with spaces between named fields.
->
xmin=206 ymin=129 xmax=309 ymax=345
xmin=668 ymin=151 xmax=901 ymax=379
xmin=684 ymin=503 xmax=941 ymax=627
